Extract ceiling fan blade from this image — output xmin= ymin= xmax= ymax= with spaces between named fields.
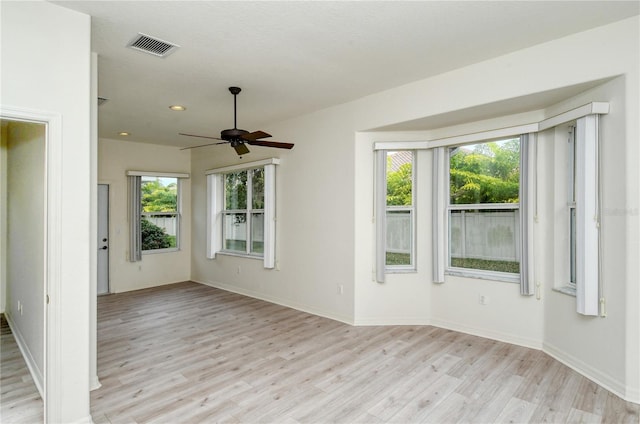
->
xmin=179 ymin=132 xmax=224 ymax=141
xmin=246 ymin=139 xmax=295 ymax=150
xmin=180 ymin=141 xmax=229 ymax=150
xmin=233 ymin=143 xmax=250 ymax=156
xmin=241 ymin=130 xmax=272 ymax=141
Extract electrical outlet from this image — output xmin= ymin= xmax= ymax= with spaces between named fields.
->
xmin=479 ymin=295 xmax=490 ymax=305
xmin=337 ymin=284 xmax=344 ymax=295
xmin=237 ymin=266 xmax=241 ymax=274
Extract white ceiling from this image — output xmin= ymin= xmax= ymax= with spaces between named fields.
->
xmin=51 ymin=1 xmax=639 ymax=148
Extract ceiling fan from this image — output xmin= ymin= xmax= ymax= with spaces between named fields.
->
xmin=179 ymin=87 xmax=294 ymax=155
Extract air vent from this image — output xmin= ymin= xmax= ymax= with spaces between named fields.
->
xmin=97 ymin=96 xmax=108 ymax=106
xmin=126 ymin=33 xmax=179 ymax=58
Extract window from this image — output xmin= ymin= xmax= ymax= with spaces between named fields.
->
xmin=206 ymin=158 xmax=278 ymax=269
xmin=141 ymin=176 xmax=179 ymax=251
xmin=385 ymin=151 xmax=415 ymax=270
xmin=222 ymin=168 xmax=264 ymax=256
xmin=128 ymin=171 xmax=189 ymax=261
xmin=447 ymin=138 xmax=521 ymax=279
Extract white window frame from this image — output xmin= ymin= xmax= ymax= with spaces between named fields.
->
xmin=206 ymin=158 xmax=278 ymax=269
xmin=127 ymin=171 xmax=189 ymax=261
xmin=385 ymin=150 xmax=416 ymax=273
xmin=221 ymin=168 xmax=264 ymax=257
xmin=445 ymin=138 xmax=522 ymax=284
xmin=142 ymin=176 xmax=181 ymax=254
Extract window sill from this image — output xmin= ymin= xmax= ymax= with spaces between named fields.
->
xmin=142 ymin=248 xmax=180 ymax=255
xmin=385 ymin=267 xmax=417 ymax=274
xmin=217 ymin=251 xmax=263 ymax=261
xmin=553 ymin=285 xmax=576 ymax=297
xmin=446 ymin=267 xmax=519 ymax=284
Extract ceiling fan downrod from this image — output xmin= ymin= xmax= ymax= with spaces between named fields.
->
xmin=229 ymin=86 xmax=241 ymax=129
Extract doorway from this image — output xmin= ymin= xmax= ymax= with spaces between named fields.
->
xmin=0 ymin=118 xmax=46 ymax=421
xmin=97 ymin=184 xmax=110 ymax=295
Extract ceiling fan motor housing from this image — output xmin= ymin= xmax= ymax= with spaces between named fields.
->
xmin=221 ymin=128 xmax=249 ymax=141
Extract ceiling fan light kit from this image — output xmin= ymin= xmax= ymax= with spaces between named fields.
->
xmin=179 ymin=87 xmax=295 ymax=155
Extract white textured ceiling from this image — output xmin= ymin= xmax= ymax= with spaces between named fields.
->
xmin=51 ymin=1 xmax=639 ymax=147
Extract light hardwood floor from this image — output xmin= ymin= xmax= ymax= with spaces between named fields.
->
xmin=89 ymin=281 xmax=639 ymax=424
xmin=0 ymin=314 xmax=44 ymax=424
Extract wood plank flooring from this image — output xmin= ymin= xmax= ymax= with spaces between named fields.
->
xmin=90 ymin=281 xmax=639 ymax=423
xmin=0 ymin=314 xmax=44 ymax=424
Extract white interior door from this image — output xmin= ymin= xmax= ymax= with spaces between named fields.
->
xmin=97 ymin=184 xmax=109 ymax=295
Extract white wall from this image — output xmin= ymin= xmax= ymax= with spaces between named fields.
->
xmin=191 ymin=16 xmax=639 ymax=402
xmin=1 ymin=1 xmax=92 ymax=422
xmin=190 ymin=108 xmax=356 ymax=323
xmin=539 ymin=76 xmax=638 ymax=401
xmin=0 ymin=123 xmax=6 ymax=314
xmin=98 ymin=138 xmax=191 ymax=293
xmin=4 ymin=122 xmax=46 ymax=390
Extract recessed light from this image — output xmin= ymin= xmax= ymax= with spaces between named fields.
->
xmin=118 ymin=132 xmax=130 ymax=136
xmin=169 ymin=105 xmax=186 ymax=111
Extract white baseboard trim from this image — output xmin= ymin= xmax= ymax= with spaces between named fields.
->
xmin=543 ymin=341 xmax=638 ymax=404
xmin=192 ymin=279 xmax=354 ymax=325
xmin=5 ymin=312 xmax=44 ymax=398
xmin=429 ymin=317 xmax=543 ymax=350
xmin=90 ymin=375 xmax=102 ymax=391
xmin=353 ymin=317 xmax=431 ymax=326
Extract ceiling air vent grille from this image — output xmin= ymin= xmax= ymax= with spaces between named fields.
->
xmin=127 ymin=33 xmax=179 ymax=58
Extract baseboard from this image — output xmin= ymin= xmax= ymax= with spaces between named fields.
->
xmin=192 ymin=279 xmax=354 ymax=325
xmin=543 ymin=341 xmax=638 ymax=404
xmin=353 ymin=316 xmax=431 ymax=326
xmin=90 ymin=375 xmax=102 ymax=391
xmin=5 ymin=312 xmax=44 ymax=398
xmin=429 ymin=317 xmax=543 ymax=350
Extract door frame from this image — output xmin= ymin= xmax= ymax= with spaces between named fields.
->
xmin=1 ymin=105 xmax=63 ymax=423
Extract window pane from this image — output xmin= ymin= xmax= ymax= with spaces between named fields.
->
xmin=251 ymin=168 xmax=265 ymax=210
xmin=141 ymin=177 xmax=177 ymax=212
xmin=386 ymin=210 xmax=412 ymax=266
xmin=142 ymin=214 xmax=177 ymax=249
xmin=223 ymin=212 xmax=246 ymax=252
xmin=140 ymin=177 xmax=178 ymax=251
xmin=449 ymin=209 xmax=519 ymax=273
xmin=449 ymin=139 xmax=520 ymax=204
xmin=386 ymin=151 xmax=413 ymax=206
xmin=224 ymin=171 xmax=247 ymax=210
xmin=251 ymin=212 xmax=264 ymax=254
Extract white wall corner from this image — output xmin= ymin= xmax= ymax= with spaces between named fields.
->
xmin=193 ymin=279 xmax=355 ymax=326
